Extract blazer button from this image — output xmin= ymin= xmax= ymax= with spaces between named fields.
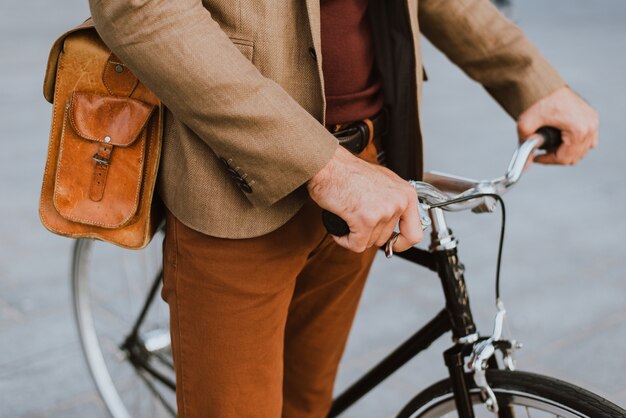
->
xmin=219 ymin=158 xmax=237 ymax=176
xmin=237 ymin=180 xmax=253 ymax=193
xmin=226 ymin=167 xmax=240 ymax=178
xmin=308 ymin=47 xmax=317 ymax=61
xmin=219 ymin=157 xmax=252 ymax=193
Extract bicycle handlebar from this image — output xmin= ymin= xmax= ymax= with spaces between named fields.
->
xmin=322 ymin=127 xmax=562 ymax=237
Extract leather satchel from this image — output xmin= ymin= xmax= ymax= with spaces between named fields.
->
xmin=39 ymin=19 xmax=164 ymax=249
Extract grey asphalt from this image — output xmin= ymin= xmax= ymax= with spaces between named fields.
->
xmin=1 ymin=1 xmax=625 ymax=417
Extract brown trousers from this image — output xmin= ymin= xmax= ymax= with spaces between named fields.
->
xmin=161 ymin=140 xmax=381 ymax=418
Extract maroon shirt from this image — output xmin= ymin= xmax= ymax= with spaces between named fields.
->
xmin=320 ymin=0 xmax=384 ymax=125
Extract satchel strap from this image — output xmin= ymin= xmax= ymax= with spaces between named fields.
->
xmin=89 ymin=141 xmax=113 ymax=202
xmin=103 ymin=53 xmax=139 ymax=97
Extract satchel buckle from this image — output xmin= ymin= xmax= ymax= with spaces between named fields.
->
xmin=90 ymin=143 xmax=114 ymax=202
xmin=92 ymin=152 xmax=111 ymax=165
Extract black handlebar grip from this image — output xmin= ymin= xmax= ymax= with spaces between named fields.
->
xmin=322 ymin=210 xmax=350 ymax=237
xmin=536 ymin=127 xmax=563 ymax=151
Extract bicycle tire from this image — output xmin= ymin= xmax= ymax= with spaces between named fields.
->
xmin=72 ymin=230 xmax=177 ymax=418
xmin=396 ymin=369 xmax=626 ymax=418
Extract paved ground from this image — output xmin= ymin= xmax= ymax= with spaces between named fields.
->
xmin=1 ymin=1 xmax=625 ymax=417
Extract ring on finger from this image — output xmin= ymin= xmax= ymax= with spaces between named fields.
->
xmin=385 ymin=231 xmax=401 ymax=259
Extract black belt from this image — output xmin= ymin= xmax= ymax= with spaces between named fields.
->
xmin=331 ymin=108 xmax=388 ymax=154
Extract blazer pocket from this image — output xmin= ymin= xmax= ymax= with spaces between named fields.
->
xmin=229 ymin=37 xmax=254 ymax=62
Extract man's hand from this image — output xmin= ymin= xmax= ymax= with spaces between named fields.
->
xmin=517 ymin=86 xmax=599 ymax=165
xmin=307 ymin=147 xmax=423 ymax=253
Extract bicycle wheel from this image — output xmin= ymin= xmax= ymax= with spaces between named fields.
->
xmin=72 ymin=226 xmax=177 ymax=418
xmin=397 ymin=370 xmax=626 ymax=418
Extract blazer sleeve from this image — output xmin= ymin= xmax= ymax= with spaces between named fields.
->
xmin=419 ymin=0 xmax=566 ymax=118
xmin=88 ymin=0 xmax=338 ymax=207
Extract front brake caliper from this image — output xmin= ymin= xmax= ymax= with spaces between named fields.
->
xmin=466 ymin=301 xmax=521 ymax=414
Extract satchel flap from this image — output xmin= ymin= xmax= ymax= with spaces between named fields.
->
xmin=69 ymin=92 xmax=155 ymax=147
xmin=44 ymin=18 xmax=96 ymax=103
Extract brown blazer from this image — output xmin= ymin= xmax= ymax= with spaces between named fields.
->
xmin=88 ymin=0 xmax=564 ymax=238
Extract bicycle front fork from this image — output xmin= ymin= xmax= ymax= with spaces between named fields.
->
xmin=430 ymin=207 xmax=519 ymax=417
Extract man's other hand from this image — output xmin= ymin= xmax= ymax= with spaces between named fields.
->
xmin=517 ymin=86 xmax=599 ymax=165
xmin=307 ymin=147 xmax=423 ymax=253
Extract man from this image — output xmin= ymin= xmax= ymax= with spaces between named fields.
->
xmin=89 ymin=0 xmax=598 ymax=417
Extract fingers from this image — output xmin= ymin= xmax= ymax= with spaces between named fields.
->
xmin=390 ymin=189 xmax=423 ymax=253
xmin=516 ymin=88 xmax=556 ymax=139
xmin=332 ymin=185 xmax=423 ymax=254
xmin=532 ymin=153 xmax=559 ymax=165
xmin=516 ymin=87 xmax=599 ymax=167
xmin=535 ymin=126 xmax=597 ymax=166
xmin=371 ymin=219 xmax=397 ymax=248
xmin=517 ymin=105 xmax=544 ymax=140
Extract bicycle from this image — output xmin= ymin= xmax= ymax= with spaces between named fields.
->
xmin=71 ymin=128 xmax=626 ymax=417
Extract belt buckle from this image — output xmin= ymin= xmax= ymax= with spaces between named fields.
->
xmin=334 ymin=121 xmax=370 ymax=153
xmin=333 ymin=123 xmax=358 ymax=138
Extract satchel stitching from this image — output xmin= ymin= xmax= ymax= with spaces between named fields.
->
xmin=53 ymin=104 xmax=70 ymax=206
xmin=53 ymin=110 xmax=146 ymax=228
xmin=39 ymin=50 xmax=67 ymax=233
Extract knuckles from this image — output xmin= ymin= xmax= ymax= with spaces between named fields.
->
xmin=360 ymin=192 xmax=410 ymax=227
xmin=340 ymin=235 xmax=369 ymax=253
xmin=375 ymin=236 xmax=389 ymax=247
xmin=360 ymin=212 xmax=380 ymax=228
xmin=574 ymin=113 xmax=599 ymax=141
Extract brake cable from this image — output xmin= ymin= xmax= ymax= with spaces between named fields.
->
xmin=427 ymin=192 xmax=507 ymax=303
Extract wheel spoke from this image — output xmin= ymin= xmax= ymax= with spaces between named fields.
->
xmin=152 ymin=349 xmax=174 ymax=370
xmin=137 ymin=368 xmax=177 ymax=417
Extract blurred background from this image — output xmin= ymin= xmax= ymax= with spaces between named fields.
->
xmin=1 ymin=0 xmax=625 ymax=417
